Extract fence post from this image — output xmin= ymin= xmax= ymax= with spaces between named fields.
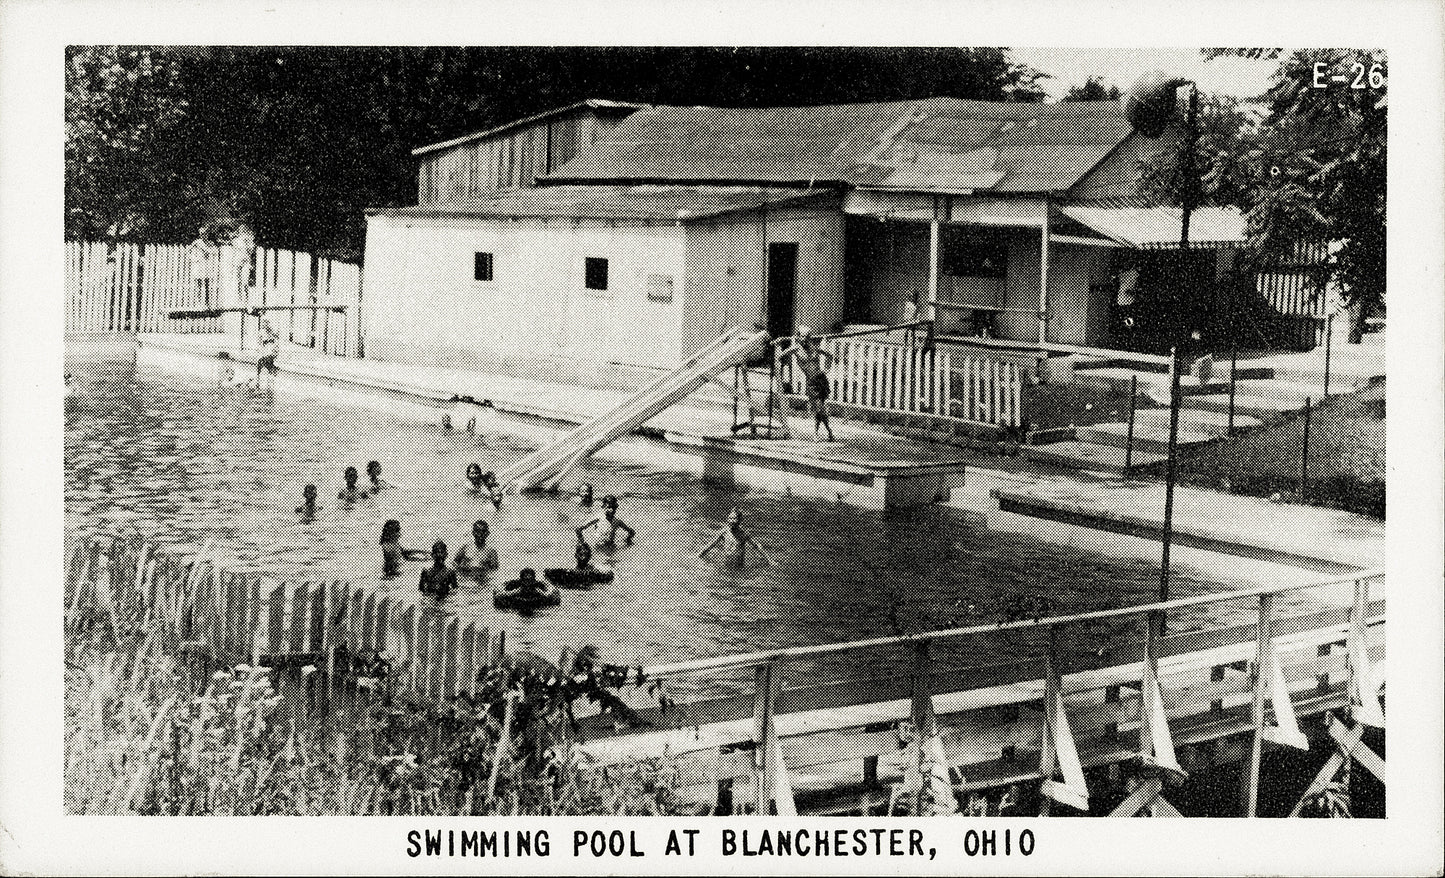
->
xmin=1125 ymin=374 xmax=1138 ymax=470
xmin=1322 ymin=314 xmax=1334 ymax=398
xmin=1299 ymin=397 xmax=1312 ymax=503
xmin=751 ymin=660 xmax=780 ymax=815
xmin=1243 ymin=592 xmax=1274 ymax=817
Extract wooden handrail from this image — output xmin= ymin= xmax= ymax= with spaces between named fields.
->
xmin=640 ymin=568 xmax=1383 ymax=678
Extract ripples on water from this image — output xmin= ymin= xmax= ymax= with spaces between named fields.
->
xmin=68 ymin=365 xmax=1243 ymax=699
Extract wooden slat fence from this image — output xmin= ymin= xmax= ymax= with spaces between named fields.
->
xmin=246 ymin=247 xmax=363 ymax=357
xmin=1254 ymin=239 xmax=1336 ymax=349
xmin=804 ymin=337 xmax=1022 ymax=428
xmin=64 ymin=536 xmax=503 ymax=702
xmin=67 ymin=241 xmax=365 ymax=357
xmin=66 ymin=241 xmax=223 ymax=334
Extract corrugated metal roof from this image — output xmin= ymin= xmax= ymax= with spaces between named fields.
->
xmin=411 ymin=99 xmax=648 ymax=157
xmin=543 ymin=98 xmax=1134 ymax=193
xmin=1059 ymin=205 xmax=1246 ymax=249
xmin=367 ymin=185 xmax=835 ymax=223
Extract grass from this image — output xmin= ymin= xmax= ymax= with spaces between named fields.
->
xmin=1140 ymin=378 xmax=1385 ymax=518
xmin=64 ymin=616 xmax=686 ymax=816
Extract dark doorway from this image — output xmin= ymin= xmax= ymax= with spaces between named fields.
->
xmin=766 ymin=242 xmax=798 ymax=338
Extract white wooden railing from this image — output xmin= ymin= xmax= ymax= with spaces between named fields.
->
xmin=793 ymin=336 xmax=1022 ymax=428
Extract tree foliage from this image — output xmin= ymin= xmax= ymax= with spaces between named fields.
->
xmin=66 ymin=47 xmax=1046 ymax=258
xmin=1133 ymin=49 xmax=1386 ymax=335
xmin=1062 ymin=76 xmax=1121 ymax=102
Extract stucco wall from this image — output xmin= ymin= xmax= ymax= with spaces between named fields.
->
xmin=363 ymin=213 xmax=686 ymax=372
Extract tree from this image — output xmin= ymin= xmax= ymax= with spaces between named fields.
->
xmin=1133 ymin=49 xmax=1387 ymax=344
xmin=65 ymin=46 xmax=189 ymax=240
xmin=1244 ymin=49 xmax=1386 ymax=342
xmin=1062 ymin=76 xmax=1121 ymax=102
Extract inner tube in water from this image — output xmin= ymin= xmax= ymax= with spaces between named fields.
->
xmin=543 ymin=567 xmax=614 ymax=589
xmin=493 ymin=580 xmax=561 ymax=610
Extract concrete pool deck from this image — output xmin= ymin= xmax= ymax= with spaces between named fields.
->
xmin=132 ymin=333 xmax=1383 ymax=575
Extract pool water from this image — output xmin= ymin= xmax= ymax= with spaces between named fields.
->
xmin=67 ymin=363 xmax=1252 ymax=698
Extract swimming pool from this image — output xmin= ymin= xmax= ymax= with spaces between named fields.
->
xmin=67 ymin=361 xmax=1276 ymax=698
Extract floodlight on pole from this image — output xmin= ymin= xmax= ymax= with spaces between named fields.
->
xmin=1124 ymin=70 xmax=1200 ymax=627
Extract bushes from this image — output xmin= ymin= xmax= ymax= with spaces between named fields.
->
xmin=65 ymin=623 xmax=683 ymax=816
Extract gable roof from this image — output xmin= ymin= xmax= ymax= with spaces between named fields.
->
xmin=543 ymin=97 xmax=1138 ymax=194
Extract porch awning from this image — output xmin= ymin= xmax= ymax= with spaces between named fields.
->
xmin=1058 ymin=205 xmax=1246 ymax=250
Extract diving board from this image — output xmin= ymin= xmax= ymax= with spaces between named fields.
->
xmin=498 ymin=327 xmax=772 ymax=493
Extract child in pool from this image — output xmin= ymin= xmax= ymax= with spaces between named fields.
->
xmin=577 ymin=495 xmax=635 ymax=549
xmin=419 ymin=540 xmax=457 ymax=599
xmin=366 ymin=460 xmax=393 ymax=493
xmin=455 ymin=519 xmax=500 ymax=573
xmin=380 ymin=519 xmax=427 ymax=578
xmin=295 ymin=484 xmax=320 ymax=518
xmin=576 ymin=483 xmax=594 ymax=508
xmin=700 ymin=507 xmax=774 ymax=568
xmin=338 ymin=466 xmax=368 ymax=502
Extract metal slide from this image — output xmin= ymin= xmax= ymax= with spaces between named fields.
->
xmin=498 ymin=327 xmax=772 ymax=493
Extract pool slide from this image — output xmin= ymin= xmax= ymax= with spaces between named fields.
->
xmin=497 ymin=327 xmax=772 ymax=493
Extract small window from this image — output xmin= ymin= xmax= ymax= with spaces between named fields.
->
xmin=646 ymin=273 xmax=674 ymax=303
xmin=473 ymin=252 xmax=494 ymax=282
xmin=584 ymin=257 xmax=609 ymax=291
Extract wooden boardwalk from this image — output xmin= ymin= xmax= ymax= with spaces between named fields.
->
xmin=573 ymin=570 xmax=1386 ymax=817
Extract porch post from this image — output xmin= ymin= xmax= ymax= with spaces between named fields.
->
xmin=1039 ymin=195 xmax=1051 ymax=345
xmin=927 ymin=196 xmax=941 ymax=330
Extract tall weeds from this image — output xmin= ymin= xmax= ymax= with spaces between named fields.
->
xmin=64 ymin=539 xmax=683 ymax=816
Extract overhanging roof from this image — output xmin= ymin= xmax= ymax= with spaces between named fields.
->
xmin=544 ymin=98 xmax=1135 ymax=194
xmin=367 ymin=185 xmax=835 ymax=223
xmin=1059 ymin=205 xmax=1246 ymax=249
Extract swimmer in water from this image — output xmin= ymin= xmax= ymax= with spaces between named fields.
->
xmin=379 ymin=519 xmax=427 ymax=578
xmin=576 ymin=483 xmax=594 ymax=508
xmin=577 ymin=494 xmax=635 ymax=549
xmin=338 ymin=466 xmax=368 ymax=502
xmin=366 ymin=460 xmax=393 ymax=493
xmin=465 ymin=463 xmax=486 ymax=492
xmin=418 ymin=540 xmax=457 ymax=599
xmin=295 ymin=484 xmax=320 ymax=518
xmin=454 ymin=519 xmax=499 ymax=573
xmin=482 ymin=470 xmax=503 ymax=509
xmin=700 ymin=507 xmax=774 ymax=568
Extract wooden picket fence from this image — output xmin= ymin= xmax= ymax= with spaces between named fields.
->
xmin=66 ymin=241 xmax=223 ymax=334
xmin=65 ymin=536 xmax=506 ymax=703
xmin=250 ymin=247 xmax=363 ymax=357
xmin=811 ymin=336 xmax=1023 ymax=428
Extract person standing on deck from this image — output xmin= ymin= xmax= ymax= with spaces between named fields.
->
xmin=188 ymin=232 xmax=216 ymax=308
xmin=256 ymin=318 xmax=280 ymax=384
xmin=700 ymin=507 xmax=773 ymax=569
xmin=776 ymin=325 xmax=835 ymax=441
